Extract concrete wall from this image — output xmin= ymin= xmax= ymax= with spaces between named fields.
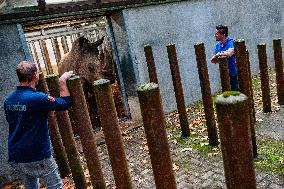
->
xmin=111 ymin=12 xmax=138 ymax=96
xmin=0 ymin=24 xmax=27 ymax=185
xmin=111 ymin=0 xmax=284 ymax=113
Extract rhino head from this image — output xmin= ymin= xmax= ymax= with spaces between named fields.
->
xmin=58 ymin=36 xmax=116 ymax=86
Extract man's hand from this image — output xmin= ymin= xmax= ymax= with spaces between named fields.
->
xmin=211 ymin=55 xmax=219 ymax=63
xmin=59 ymin=71 xmax=75 ymax=97
xmin=59 ymin=71 xmax=75 ymax=83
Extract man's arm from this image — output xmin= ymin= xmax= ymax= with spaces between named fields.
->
xmin=35 ymin=71 xmax=75 ymax=112
xmin=211 ymin=51 xmax=221 ymax=63
xmin=219 ymin=48 xmax=234 ymax=57
xmin=211 ymin=48 xmax=234 ymax=63
xmin=58 ymin=71 xmax=75 ymax=97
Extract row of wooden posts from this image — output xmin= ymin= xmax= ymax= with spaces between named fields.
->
xmin=37 ymin=38 xmax=282 ymax=189
xmin=146 ymin=38 xmax=283 ymax=149
xmin=143 ymin=38 xmax=283 ymax=189
xmin=37 ymin=73 xmax=177 ymax=189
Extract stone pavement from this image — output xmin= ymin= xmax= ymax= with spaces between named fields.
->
xmin=1 ymin=103 xmax=283 ymax=189
xmin=74 ymin=106 xmax=284 ymax=189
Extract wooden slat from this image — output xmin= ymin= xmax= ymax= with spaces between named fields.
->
xmin=39 ymin=39 xmax=54 ymax=74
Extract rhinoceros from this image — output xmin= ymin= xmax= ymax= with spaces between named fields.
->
xmin=58 ymin=36 xmax=124 ymax=131
xmin=58 ymin=36 xmax=115 ymax=84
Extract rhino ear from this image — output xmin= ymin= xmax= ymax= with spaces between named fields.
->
xmin=93 ymin=36 xmax=105 ymax=47
xmin=79 ymin=37 xmax=89 ymax=48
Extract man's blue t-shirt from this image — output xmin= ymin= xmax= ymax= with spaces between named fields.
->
xmin=215 ymin=36 xmax=237 ymax=76
xmin=4 ymin=86 xmax=71 ymax=163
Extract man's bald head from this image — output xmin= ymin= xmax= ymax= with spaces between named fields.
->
xmin=16 ymin=61 xmax=38 ymax=82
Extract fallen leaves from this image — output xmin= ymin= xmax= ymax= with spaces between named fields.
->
xmin=172 ymin=163 xmax=180 ymax=171
xmin=208 ymin=152 xmax=219 ymax=157
xmin=279 ymin=157 xmax=284 ymax=164
xmin=207 ymin=147 xmax=221 ymax=157
xmin=171 ymin=139 xmax=178 ymax=144
xmin=133 ymin=176 xmax=146 ymax=185
xmin=2 ymin=183 xmax=23 ymax=189
xmin=180 ymin=147 xmax=193 ymax=152
xmin=123 ymin=136 xmax=133 ymax=140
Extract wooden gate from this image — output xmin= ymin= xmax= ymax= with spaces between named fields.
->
xmin=25 ymin=17 xmax=107 ymax=75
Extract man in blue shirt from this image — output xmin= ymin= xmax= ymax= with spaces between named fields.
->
xmin=4 ymin=61 xmax=75 ymax=188
xmin=211 ymin=25 xmax=239 ymax=91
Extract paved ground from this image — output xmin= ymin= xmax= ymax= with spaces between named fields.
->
xmin=2 ymin=73 xmax=284 ymax=189
xmin=2 ymin=104 xmax=284 ymax=189
xmin=73 ymin=104 xmax=284 ymax=189
xmin=2 ymin=105 xmax=283 ymax=189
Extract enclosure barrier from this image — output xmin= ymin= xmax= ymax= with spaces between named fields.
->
xmin=166 ymin=44 xmax=190 ymax=137
xmin=215 ymin=92 xmax=256 ymax=189
xmin=257 ymin=43 xmax=272 ymax=113
xmin=46 ymin=75 xmax=86 ymax=189
xmin=246 ymin=50 xmax=256 ymax=123
xmin=67 ymin=76 xmax=106 ymax=189
xmin=93 ymin=79 xmax=132 ymax=189
xmin=51 ymin=37 xmax=61 ymax=65
xmin=61 ymin=36 xmax=69 ymax=54
xmin=30 ymin=42 xmax=42 ymax=72
xmin=273 ymin=38 xmax=284 ymax=105
xmin=27 ymin=27 xmax=102 ymax=75
xmin=36 ymin=73 xmax=70 ymax=178
xmin=217 ymin=56 xmax=230 ymax=92
xmin=144 ymin=44 xmax=159 ymax=84
xmin=40 ymin=39 xmax=54 ymax=74
xmin=137 ymin=83 xmax=177 ymax=189
xmin=194 ymin=42 xmax=219 ymax=146
xmin=234 ymin=39 xmax=257 ymax=158
xmin=28 ymin=36 xmax=284 ymax=188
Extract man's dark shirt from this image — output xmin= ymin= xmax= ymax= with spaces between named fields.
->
xmin=4 ymin=86 xmax=71 ymax=163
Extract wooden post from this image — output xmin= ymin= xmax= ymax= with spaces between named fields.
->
xmin=93 ymin=79 xmax=132 ymax=189
xmin=246 ymin=50 xmax=256 ymax=123
xmin=36 ymin=73 xmax=71 ymax=178
xmin=166 ymin=44 xmax=190 ymax=137
xmin=218 ymin=56 xmax=231 ymax=92
xmin=37 ymin=0 xmax=46 ymax=11
xmin=257 ymin=44 xmax=272 ymax=113
xmin=67 ymin=76 xmax=106 ymax=189
xmin=234 ymin=39 xmax=257 ymax=158
xmin=137 ymin=83 xmax=177 ymax=189
xmin=144 ymin=45 xmax=159 ymax=84
xmin=46 ymin=75 xmax=86 ymax=189
xmin=273 ymin=38 xmax=284 ymax=105
xmin=215 ymin=92 xmax=256 ymax=189
xmin=194 ymin=42 xmax=219 ymax=146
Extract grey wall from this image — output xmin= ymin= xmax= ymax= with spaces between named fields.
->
xmin=0 ymin=24 xmax=26 ymax=185
xmin=111 ymin=12 xmax=138 ymax=96
xmin=111 ymin=0 xmax=284 ymax=113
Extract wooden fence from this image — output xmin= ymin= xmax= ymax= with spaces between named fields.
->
xmin=25 ymin=19 xmax=106 ymax=75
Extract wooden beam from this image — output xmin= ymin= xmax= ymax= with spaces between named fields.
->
xmin=0 ymin=0 xmax=187 ymax=25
